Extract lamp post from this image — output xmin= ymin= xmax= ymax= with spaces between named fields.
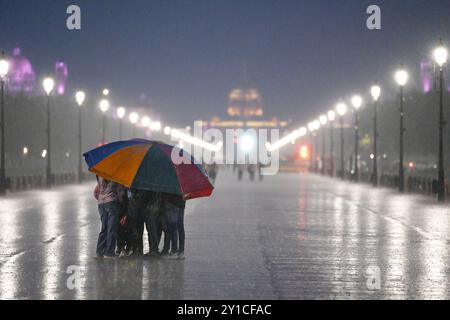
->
xmin=99 ymin=99 xmax=110 ymax=145
xmin=129 ymin=112 xmax=139 ymax=137
xmin=0 ymin=52 xmax=9 ymax=194
xmin=117 ymin=107 xmax=126 ymax=140
xmin=434 ymin=41 xmax=448 ymax=202
xmin=371 ymin=84 xmax=381 ymax=186
xmin=336 ymin=103 xmax=347 ymax=180
xmin=75 ymin=91 xmax=85 ymax=183
xmin=319 ymin=115 xmax=328 ymax=175
xmin=43 ymin=76 xmax=55 ymax=188
xmin=313 ymin=120 xmax=321 ymax=173
xmin=351 ymin=95 xmax=363 ymax=182
xmin=394 ymin=67 xmax=408 ymax=193
xmin=328 ymin=110 xmax=336 ymax=177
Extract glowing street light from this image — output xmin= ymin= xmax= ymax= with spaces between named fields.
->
xmin=116 ymin=107 xmax=126 ymax=140
xmin=99 ymin=99 xmax=110 ymax=144
xmin=434 ymin=40 xmax=448 ymax=201
xmin=394 ymin=66 xmax=408 ymax=192
xmin=129 ymin=112 xmax=139 ymax=137
xmin=23 ymin=147 xmax=29 ymax=156
xmin=102 ymin=88 xmax=109 ymax=96
xmin=336 ymin=103 xmax=347 ymax=179
xmin=75 ymin=90 xmax=86 ymax=183
xmin=141 ymin=116 xmax=151 ymax=127
xmin=0 ymin=52 xmax=9 ymax=194
xmin=149 ymin=121 xmax=161 ymax=132
xmin=351 ymin=95 xmax=363 ymax=182
xmin=164 ymin=126 xmax=171 ymax=135
xmin=43 ymin=75 xmax=55 ymax=188
xmin=371 ymin=83 xmax=381 ymax=187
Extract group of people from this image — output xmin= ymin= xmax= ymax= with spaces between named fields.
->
xmin=95 ymin=176 xmax=186 ymax=260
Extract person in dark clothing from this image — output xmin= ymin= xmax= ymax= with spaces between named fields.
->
xmin=144 ymin=191 xmax=165 ymax=256
xmin=126 ymin=189 xmax=149 ymax=256
xmin=116 ymin=186 xmax=130 ymax=256
xmin=161 ymin=193 xmax=186 ymax=259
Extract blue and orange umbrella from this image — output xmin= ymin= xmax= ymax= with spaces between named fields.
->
xmin=83 ymin=139 xmax=214 ymax=200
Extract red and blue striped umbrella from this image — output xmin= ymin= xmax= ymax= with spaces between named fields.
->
xmin=83 ymin=139 xmax=214 ymax=200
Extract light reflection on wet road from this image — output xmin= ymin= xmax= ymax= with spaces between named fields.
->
xmin=0 ymin=171 xmax=449 ymax=299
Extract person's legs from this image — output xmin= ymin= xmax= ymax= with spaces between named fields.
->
xmin=167 ymin=205 xmax=179 ymax=254
xmin=106 ymin=202 xmax=119 ymax=256
xmin=177 ymin=208 xmax=185 ymax=254
xmin=146 ymin=210 xmax=159 ymax=254
xmin=161 ymin=212 xmax=170 ymax=254
xmin=96 ymin=204 xmax=108 ymax=257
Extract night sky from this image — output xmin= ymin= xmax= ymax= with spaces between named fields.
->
xmin=1 ymin=0 xmax=450 ymax=126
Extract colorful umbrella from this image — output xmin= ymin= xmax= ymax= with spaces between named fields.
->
xmin=83 ymin=139 xmax=214 ymax=200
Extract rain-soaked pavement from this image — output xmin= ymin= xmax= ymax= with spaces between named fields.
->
xmin=1 ymin=169 xmax=450 ymax=300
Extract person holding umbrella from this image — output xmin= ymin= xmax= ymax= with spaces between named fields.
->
xmin=84 ymin=140 xmax=214 ymax=259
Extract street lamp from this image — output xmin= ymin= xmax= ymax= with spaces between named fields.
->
xmin=43 ymin=76 xmax=55 ymax=187
xmin=313 ymin=120 xmax=321 ymax=173
xmin=394 ymin=66 xmax=408 ymax=192
xmin=328 ymin=110 xmax=336 ymax=177
xmin=75 ymin=91 xmax=85 ymax=183
xmin=129 ymin=112 xmax=139 ymax=137
xmin=116 ymin=107 xmax=126 ymax=140
xmin=102 ymin=88 xmax=109 ymax=96
xmin=336 ymin=102 xmax=347 ymax=179
xmin=433 ymin=41 xmax=448 ymax=201
xmin=319 ymin=115 xmax=328 ymax=175
xmin=371 ymin=83 xmax=381 ymax=187
xmin=0 ymin=52 xmax=9 ymax=194
xmin=351 ymin=95 xmax=362 ymax=182
xmin=99 ymin=98 xmax=110 ymax=144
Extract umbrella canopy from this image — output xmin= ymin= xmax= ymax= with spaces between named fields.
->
xmin=83 ymin=139 xmax=214 ymax=200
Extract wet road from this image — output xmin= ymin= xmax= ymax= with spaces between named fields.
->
xmin=1 ymin=170 xmax=450 ymax=300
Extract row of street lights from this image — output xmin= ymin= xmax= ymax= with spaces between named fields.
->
xmin=0 ymin=54 xmax=166 ymax=187
xmin=303 ymin=40 xmax=448 ymax=201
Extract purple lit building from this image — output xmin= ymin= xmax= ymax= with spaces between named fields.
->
xmin=55 ymin=61 xmax=68 ymax=96
xmin=8 ymin=47 xmax=36 ymax=93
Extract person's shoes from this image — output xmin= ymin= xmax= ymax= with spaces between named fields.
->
xmin=144 ymin=251 xmax=159 ymax=258
xmin=94 ymin=255 xmax=104 ymax=260
xmin=161 ymin=252 xmax=178 ymax=260
xmin=104 ymin=254 xmax=119 ymax=259
xmin=177 ymin=252 xmax=185 ymax=260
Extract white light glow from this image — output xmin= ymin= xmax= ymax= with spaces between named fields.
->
xmin=116 ymin=107 xmax=126 ymax=119
xmin=336 ymin=103 xmax=347 ymax=116
xmin=266 ymin=126 xmax=307 ymax=152
xmin=319 ymin=115 xmax=328 ymax=125
xmin=351 ymin=95 xmax=363 ymax=110
xmin=395 ymin=69 xmax=408 ymax=86
xmin=141 ymin=116 xmax=151 ymax=127
xmin=43 ymin=77 xmax=55 ymax=95
xmin=129 ymin=112 xmax=139 ymax=124
xmin=41 ymin=149 xmax=47 ymax=158
xmin=0 ymin=57 xmax=9 ymax=78
xmin=164 ymin=126 xmax=171 ymax=135
xmin=99 ymin=99 xmax=110 ymax=113
xmin=239 ymin=134 xmax=255 ymax=153
xmin=102 ymin=88 xmax=109 ymax=96
xmin=434 ymin=46 xmax=448 ymax=67
xmin=75 ymin=91 xmax=85 ymax=106
xmin=171 ymin=129 xmax=222 ymax=152
xmin=327 ymin=110 xmax=336 ymax=121
xmin=371 ymin=85 xmax=381 ymax=102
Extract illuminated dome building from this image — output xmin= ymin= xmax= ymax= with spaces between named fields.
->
xmin=201 ymin=65 xmax=288 ymax=130
xmin=8 ymin=47 xmax=36 ymax=93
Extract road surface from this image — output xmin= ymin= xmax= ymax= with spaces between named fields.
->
xmin=0 ymin=170 xmax=450 ymax=299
